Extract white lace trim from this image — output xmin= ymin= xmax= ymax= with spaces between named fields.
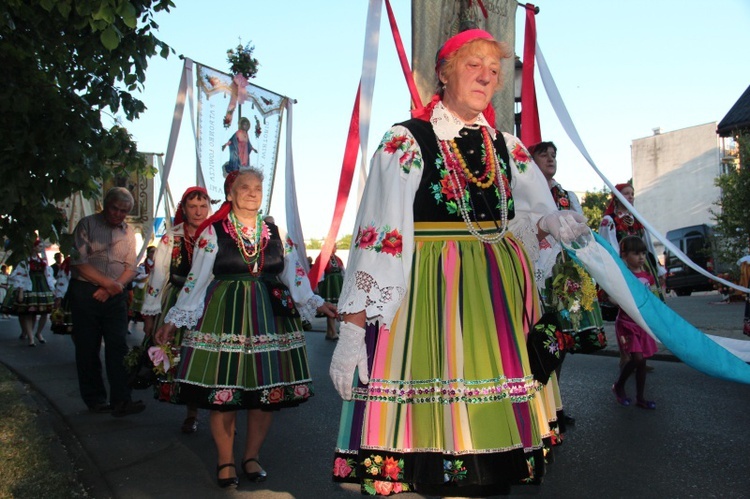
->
xmin=510 ymin=219 xmax=541 ymax=265
xmin=297 ymin=294 xmax=324 ymax=323
xmin=338 ymin=270 xmax=407 ymax=326
xmin=140 ymin=304 xmax=161 ymax=316
xmin=430 ymin=101 xmax=497 ymax=141
xmin=164 ymin=307 xmax=202 ymax=329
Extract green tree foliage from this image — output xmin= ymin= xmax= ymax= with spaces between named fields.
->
xmin=0 ymin=0 xmax=174 ymax=262
xmin=336 ymin=234 xmax=352 ymax=249
xmin=307 ymin=238 xmax=323 ymax=250
xmin=711 ymin=131 xmax=750 ymax=268
xmin=580 ymin=186 xmax=611 ymax=231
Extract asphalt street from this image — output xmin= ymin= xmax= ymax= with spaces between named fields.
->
xmin=1 ymin=292 xmax=748 ymax=498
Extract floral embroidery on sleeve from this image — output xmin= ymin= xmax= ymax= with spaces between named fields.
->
xmin=354 ymin=224 xmax=403 ymax=258
xmin=378 ymin=130 xmax=423 ymax=175
xmin=510 ymin=141 xmax=532 ymax=173
xmin=197 ymin=236 xmax=215 ymax=253
xmin=284 ymin=236 xmax=296 ymax=255
xmin=293 ymin=260 xmax=305 ymax=287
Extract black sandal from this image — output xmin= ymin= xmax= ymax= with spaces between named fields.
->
xmin=216 ymin=463 xmax=239 ymax=488
xmin=242 ymin=458 xmax=268 ymax=482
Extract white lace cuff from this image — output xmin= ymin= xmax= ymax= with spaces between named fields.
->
xmin=297 ymin=294 xmax=324 ymax=323
xmin=164 ymin=307 xmax=201 ymax=329
xmin=338 ymin=270 xmax=406 ymax=327
xmin=510 ymin=219 xmax=541 ymax=264
xmin=140 ymin=304 xmax=162 ymax=316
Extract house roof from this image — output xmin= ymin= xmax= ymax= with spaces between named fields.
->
xmin=717 ymin=84 xmax=750 ymax=137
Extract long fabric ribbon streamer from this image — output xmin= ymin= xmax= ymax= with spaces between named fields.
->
xmin=309 ymin=0 xmax=381 ymax=285
xmin=283 ymin=98 xmax=310 ymax=271
xmin=534 ymin=42 xmax=748 ymax=295
xmin=566 ymin=233 xmax=750 ymax=384
xmin=308 ymin=85 xmax=362 ymax=286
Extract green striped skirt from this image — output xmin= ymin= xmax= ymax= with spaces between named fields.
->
xmin=175 ymin=274 xmax=313 ymax=411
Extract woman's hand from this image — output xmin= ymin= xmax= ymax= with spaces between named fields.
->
xmin=316 ymin=302 xmax=337 ymax=318
xmin=155 ymin=323 xmax=177 ymax=345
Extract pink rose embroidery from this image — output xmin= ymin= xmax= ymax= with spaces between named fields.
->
xmin=267 ymin=387 xmax=284 ymax=404
xmin=374 ymin=480 xmax=394 ymax=495
xmin=333 ymin=458 xmax=352 ymax=478
xmin=213 ymin=389 xmax=234 ymax=405
xmin=357 ymin=225 xmax=378 ymax=249
xmin=293 ymin=384 xmax=310 ymax=399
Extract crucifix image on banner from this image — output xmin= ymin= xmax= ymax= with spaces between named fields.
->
xmin=195 ymin=62 xmax=286 ymax=215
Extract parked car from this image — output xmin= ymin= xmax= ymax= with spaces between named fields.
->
xmin=664 ymin=224 xmax=726 ymax=296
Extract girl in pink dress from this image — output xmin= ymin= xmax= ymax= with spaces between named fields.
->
xmin=612 ymin=236 xmax=658 ymax=409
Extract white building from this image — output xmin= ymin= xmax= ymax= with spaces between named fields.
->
xmin=631 ymin=122 xmax=724 ymax=257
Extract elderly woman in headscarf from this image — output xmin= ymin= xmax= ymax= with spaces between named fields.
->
xmin=141 ymin=186 xmax=212 ymax=434
xmin=328 ymin=29 xmax=588 ymax=496
xmin=155 ymin=169 xmax=336 ymax=489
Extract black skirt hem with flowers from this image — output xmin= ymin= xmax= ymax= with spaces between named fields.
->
xmin=332 ymin=445 xmax=545 ymax=496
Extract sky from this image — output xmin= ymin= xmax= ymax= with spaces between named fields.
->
xmin=121 ymin=0 xmax=750 ymax=240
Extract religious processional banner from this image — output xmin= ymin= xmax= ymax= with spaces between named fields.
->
xmin=195 ymin=62 xmax=286 ymax=214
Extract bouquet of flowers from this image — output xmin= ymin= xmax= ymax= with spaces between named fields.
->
xmin=227 ymin=41 xmax=259 ymax=80
xmin=148 ymin=343 xmax=181 ymax=381
xmin=550 ymin=258 xmax=597 ymax=330
xmin=124 ymin=345 xmax=156 ymax=389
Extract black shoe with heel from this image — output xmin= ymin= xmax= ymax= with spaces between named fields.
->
xmin=242 ymin=458 xmax=267 ymax=482
xmin=216 ymin=463 xmax=239 ymax=488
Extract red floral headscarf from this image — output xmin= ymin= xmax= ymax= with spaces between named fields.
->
xmin=173 ymin=186 xmax=209 ymax=226
xmin=603 ymin=183 xmax=633 ymax=216
xmin=412 ymin=28 xmax=498 ymax=127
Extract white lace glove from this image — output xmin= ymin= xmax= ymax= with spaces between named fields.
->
xmin=329 ymin=322 xmax=370 ymax=400
xmin=538 ymin=212 xmax=590 ymax=245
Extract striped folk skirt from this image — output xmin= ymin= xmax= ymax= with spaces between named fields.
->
xmin=333 ymin=223 xmax=556 ymax=496
xmin=1 ymin=271 xmax=54 ymax=316
xmin=175 ymin=274 xmax=313 ymax=411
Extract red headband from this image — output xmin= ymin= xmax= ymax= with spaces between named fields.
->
xmin=174 ymin=186 xmax=209 ymax=226
xmin=435 ymin=28 xmax=495 ymax=74
xmin=413 ymin=29 xmax=498 ymax=127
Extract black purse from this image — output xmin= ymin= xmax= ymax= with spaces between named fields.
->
xmin=527 ymin=312 xmax=571 ymax=384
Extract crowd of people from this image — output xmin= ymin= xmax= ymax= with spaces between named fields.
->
xmin=3 ymin=26 xmax=748 ymax=498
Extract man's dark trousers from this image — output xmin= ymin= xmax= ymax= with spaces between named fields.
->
xmin=69 ymin=279 xmax=131 ymax=408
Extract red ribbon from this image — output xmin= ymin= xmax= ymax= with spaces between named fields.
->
xmin=385 ymin=0 xmax=423 ymax=112
xmin=521 ymin=3 xmax=541 ymax=146
xmin=308 ymin=84 xmax=361 ymax=286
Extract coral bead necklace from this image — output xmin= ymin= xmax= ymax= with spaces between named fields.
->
xmin=224 ymin=211 xmax=269 ymax=274
xmin=437 ymin=127 xmax=509 ymax=243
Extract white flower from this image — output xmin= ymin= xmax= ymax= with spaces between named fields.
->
xmin=570 ymin=301 xmax=581 ymax=313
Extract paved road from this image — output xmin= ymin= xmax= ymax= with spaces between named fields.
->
xmin=0 ymin=291 xmax=748 ymax=498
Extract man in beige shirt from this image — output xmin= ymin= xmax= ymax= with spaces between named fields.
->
xmin=69 ymin=187 xmax=144 ymax=417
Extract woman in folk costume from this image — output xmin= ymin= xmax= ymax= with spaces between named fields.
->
xmin=314 ymin=243 xmax=345 ymax=340
xmin=2 ymin=238 xmax=55 ymax=346
xmin=141 ymin=186 xmax=212 ymax=434
xmin=599 ymin=183 xmax=665 ymax=296
xmin=155 ymin=170 xmax=337 ymax=488
xmin=530 ymin=141 xmax=607 ymax=427
xmin=329 ymin=29 xmax=588 ymax=496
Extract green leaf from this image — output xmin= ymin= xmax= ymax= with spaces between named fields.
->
xmin=57 ymin=1 xmax=72 ymax=18
xmin=118 ymin=2 xmax=137 ymax=29
xmin=100 ymin=27 xmax=120 ymax=50
xmin=39 ymin=0 xmax=55 ymax=12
